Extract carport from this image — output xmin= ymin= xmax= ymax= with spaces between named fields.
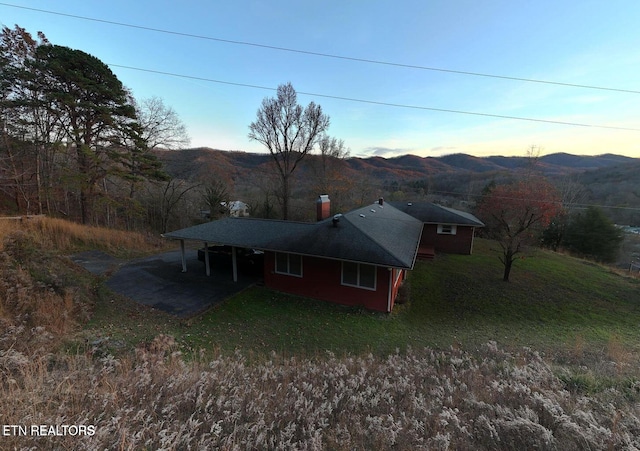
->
xmin=177 ymin=239 xmax=241 ymax=281
xmin=163 ymin=217 xmax=312 ymax=282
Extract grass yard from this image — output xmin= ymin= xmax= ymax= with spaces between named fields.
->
xmin=83 ymin=239 xmax=640 ymax=368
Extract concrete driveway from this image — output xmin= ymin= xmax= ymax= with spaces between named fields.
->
xmin=71 ymin=249 xmax=258 ymax=317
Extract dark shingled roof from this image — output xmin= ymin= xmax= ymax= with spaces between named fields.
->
xmin=164 ymin=202 xmax=423 ymax=269
xmin=389 ymin=201 xmax=484 ymax=227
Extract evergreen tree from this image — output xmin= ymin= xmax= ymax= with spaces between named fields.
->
xmin=563 ymin=206 xmax=623 ymax=263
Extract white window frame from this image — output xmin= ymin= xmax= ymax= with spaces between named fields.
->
xmin=341 ymin=262 xmax=377 ymax=291
xmin=275 ymin=252 xmax=303 ymax=277
xmin=437 ymin=224 xmax=457 ymax=235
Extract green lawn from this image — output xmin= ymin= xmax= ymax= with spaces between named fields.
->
xmin=82 ymin=239 xmax=640 ymax=362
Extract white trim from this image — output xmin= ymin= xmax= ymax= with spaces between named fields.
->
xmin=437 ymin=224 xmax=457 ymax=235
xmin=394 ymin=268 xmax=403 ymax=285
xmin=274 ymin=252 xmax=303 ymax=277
xmin=341 ymin=261 xmax=377 ymax=291
xmin=204 ymin=241 xmax=210 ymax=276
xmin=180 ymin=240 xmax=187 ymax=273
xmin=231 ymin=246 xmax=238 ymax=282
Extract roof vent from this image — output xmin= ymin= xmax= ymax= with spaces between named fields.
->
xmin=332 ymin=213 xmax=342 ymax=227
xmin=370 ymin=209 xmax=376 ymax=213
xmin=359 ymin=214 xmax=366 ymax=218
xmin=407 ymin=202 xmax=413 ymax=206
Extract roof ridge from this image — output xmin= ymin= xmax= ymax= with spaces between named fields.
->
xmin=227 ymin=216 xmax=317 ymax=225
xmin=346 ymin=219 xmax=403 ymax=264
xmin=342 ymin=203 xmax=422 ymax=267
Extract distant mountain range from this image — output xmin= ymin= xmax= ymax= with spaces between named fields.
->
xmin=345 ymin=152 xmax=636 ymax=178
xmin=155 ymin=148 xmax=636 ymax=181
xmin=154 ymin=147 xmax=640 ymax=225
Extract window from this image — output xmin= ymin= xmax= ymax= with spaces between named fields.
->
xmin=341 ymin=262 xmax=377 ymax=290
xmin=437 ymin=224 xmax=457 ymax=235
xmin=275 ymin=253 xmax=302 ymax=277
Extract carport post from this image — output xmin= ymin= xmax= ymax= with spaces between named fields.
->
xmin=180 ymin=240 xmax=187 ymax=273
xmin=231 ymin=246 xmax=238 ymax=282
xmin=204 ymin=241 xmax=210 ymax=276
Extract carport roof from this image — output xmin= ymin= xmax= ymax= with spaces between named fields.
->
xmin=164 ymin=202 xmax=423 ymax=269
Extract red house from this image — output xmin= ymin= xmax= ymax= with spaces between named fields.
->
xmin=164 ymin=197 xmax=423 ymax=312
xmin=390 ymin=202 xmax=484 ymax=258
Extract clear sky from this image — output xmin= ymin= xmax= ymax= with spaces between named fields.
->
xmin=3 ymin=1 xmax=640 ymax=158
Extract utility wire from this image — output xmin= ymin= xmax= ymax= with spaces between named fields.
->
xmin=110 ymin=64 xmax=640 ymax=132
xmin=3 ymin=2 xmax=640 ymax=95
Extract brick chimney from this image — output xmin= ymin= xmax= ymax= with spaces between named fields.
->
xmin=316 ymin=195 xmax=330 ymax=221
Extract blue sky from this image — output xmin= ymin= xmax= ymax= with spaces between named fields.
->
xmin=3 ymin=1 xmax=640 ymax=158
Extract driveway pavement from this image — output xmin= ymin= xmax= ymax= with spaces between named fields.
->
xmin=70 ymin=249 xmax=258 ymax=317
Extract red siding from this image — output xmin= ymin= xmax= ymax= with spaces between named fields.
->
xmin=263 ymin=252 xmax=398 ymax=312
xmin=421 ymin=224 xmax=476 ymax=255
xmin=389 ymin=268 xmax=405 ymax=311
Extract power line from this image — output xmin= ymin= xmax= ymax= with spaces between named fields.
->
xmin=3 ymin=2 xmax=640 ymax=95
xmin=110 ymin=63 xmax=640 ymax=132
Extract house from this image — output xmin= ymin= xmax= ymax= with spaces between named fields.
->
xmin=163 ymin=197 xmax=423 ymax=312
xmin=389 ymin=201 xmax=484 ymax=258
xmin=224 ymin=200 xmax=250 ymax=217
xmin=200 ymin=200 xmax=250 ymax=220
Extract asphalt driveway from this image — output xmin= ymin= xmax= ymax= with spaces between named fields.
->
xmin=71 ymin=249 xmax=258 ymax=317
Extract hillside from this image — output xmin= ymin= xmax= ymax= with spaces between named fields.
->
xmin=3 ymin=216 xmax=640 ymax=448
xmin=156 ymin=148 xmax=637 ymax=181
xmin=153 ymin=148 xmax=640 ymax=225
xmin=3 ymin=221 xmax=640 ymax=448
xmin=576 ymin=159 xmax=640 ymax=225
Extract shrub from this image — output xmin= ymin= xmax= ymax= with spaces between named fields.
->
xmin=563 ymin=207 xmax=623 ymax=263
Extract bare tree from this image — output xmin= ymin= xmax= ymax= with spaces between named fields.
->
xmin=148 ymin=179 xmax=200 ymax=233
xmin=525 ymin=145 xmax=541 ymax=171
xmin=248 ymin=82 xmax=329 ymax=220
xmin=315 ymin=135 xmax=349 ymax=190
xmin=135 ymin=96 xmax=190 ymax=151
xmin=477 ymin=177 xmax=562 ymax=281
xmin=311 ymin=134 xmax=352 ymax=212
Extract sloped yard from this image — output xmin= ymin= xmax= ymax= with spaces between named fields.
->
xmin=85 ymin=239 xmax=640 ymax=369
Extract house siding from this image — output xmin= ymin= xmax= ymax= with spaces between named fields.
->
xmin=388 ymin=268 xmax=405 ymax=311
xmin=264 ymin=252 xmax=394 ymax=312
xmin=421 ymin=224 xmax=475 ymax=255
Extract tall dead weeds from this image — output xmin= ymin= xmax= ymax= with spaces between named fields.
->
xmin=1 ymin=340 xmax=639 ymax=450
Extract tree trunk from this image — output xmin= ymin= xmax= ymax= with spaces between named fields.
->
xmin=281 ymin=175 xmax=290 ymax=220
xmin=503 ymin=259 xmax=513 ymax=282
xmin=502 ymin=249 xmax=514 ymax=282
xmin=80 ymin=189 xmax=88 ymax=224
